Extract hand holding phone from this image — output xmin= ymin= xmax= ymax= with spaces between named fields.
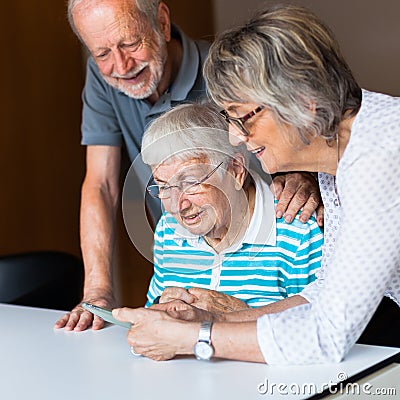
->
xmin=81 ymin=302 xmax=131 ymax=329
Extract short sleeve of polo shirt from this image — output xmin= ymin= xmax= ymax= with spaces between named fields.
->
xmin=81 ymin=57 xmax=123 ymax=147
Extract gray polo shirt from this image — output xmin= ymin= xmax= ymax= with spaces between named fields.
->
xmin=80 ymin=26 xmax=210 ymax=222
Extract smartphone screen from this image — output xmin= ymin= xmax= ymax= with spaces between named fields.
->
xmin=81 ymin=302 xmax=131 ymax=329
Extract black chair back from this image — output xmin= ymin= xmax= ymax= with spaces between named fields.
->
xmin=0 ymin=251 xmax=84 ymax=311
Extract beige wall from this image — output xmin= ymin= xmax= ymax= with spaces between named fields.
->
xmin=212 ymin=0 xmax=400 ymax=96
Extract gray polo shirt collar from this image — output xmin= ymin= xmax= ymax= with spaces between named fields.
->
xmin=147 ymin=25 xmax=200 ymax=117
xmin=169 ymin=25 xmax=200 ymax=101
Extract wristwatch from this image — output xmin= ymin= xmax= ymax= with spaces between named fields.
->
xmin=193 ymin=321 xmax=214 ymax=361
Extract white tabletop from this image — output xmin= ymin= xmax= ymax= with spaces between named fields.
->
xmin=0 ymin=304 xmax=398 ymax=400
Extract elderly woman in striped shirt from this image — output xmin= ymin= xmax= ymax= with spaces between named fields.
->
xmin=139 ymin=102 xmax=323 ymax=314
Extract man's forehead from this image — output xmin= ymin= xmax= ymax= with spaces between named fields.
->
xmin=73 ymin=0 xmax=146 ymax=40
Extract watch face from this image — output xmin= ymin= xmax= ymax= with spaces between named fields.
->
xmin=194 ymin=341 xmax=214 ymax=360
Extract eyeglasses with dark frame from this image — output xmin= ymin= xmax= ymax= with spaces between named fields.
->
xmin=220 ymin=106 xmax=264 ymax=136
xmin=146 ymin=162 xmax=224 ymax=199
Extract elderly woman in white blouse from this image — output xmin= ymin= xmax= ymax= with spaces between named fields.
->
xmin=113 ymin=4 xmax=400 ymax=364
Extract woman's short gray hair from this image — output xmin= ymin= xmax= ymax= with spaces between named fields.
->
xmin=141 ymin=103 xmax=249 ymax=169
xmin=204 ymin=4 xmax=361 ymax=143
xmin=68 ymin=0 xmax=161 ymax=42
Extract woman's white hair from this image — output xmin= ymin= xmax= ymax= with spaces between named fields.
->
xmin=141 ymin=102 xmax=249 ymax=170
xmin=204 ymin=4 xmax=361 ymax=144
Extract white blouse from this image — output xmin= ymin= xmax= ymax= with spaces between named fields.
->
xmin=257 ymin=90 xmax=400 ymax=364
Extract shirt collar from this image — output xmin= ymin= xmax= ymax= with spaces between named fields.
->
xmin=146 ymin=25 xmax=201 ymax=117
xmin=242 ymin=172 xmax=276 ymax=246
xmin=173 ymin=171 xmax=276 ymax=250
xmin=169 ymin=25 xmax=200 ymax=101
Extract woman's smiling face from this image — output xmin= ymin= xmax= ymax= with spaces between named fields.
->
xmin=223 ymin=102 xmax=308 ymax=175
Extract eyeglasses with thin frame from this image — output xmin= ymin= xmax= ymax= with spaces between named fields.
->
xmin=220 ymin=106 xmax=264 ymax=136
xmin=147 ymin=162 xmax=224 ymax=199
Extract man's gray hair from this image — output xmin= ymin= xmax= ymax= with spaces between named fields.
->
xmin=68 ymin=0 xmax=161 ymax=42
xmin=141 ymin=103 xmax=249 ymax=169
xmin=204 ymin=4 xmax=361 ymax=143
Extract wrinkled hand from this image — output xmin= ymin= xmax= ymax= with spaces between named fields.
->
xmin=152 ymin=299 xmax=214 ymax=322
xmin=271 ymin=172 xmax=324 ymax=226
xmin=113 ymin=307 xmax=198 ymax=361
xmin=188 ymin=287 xmax=249 ymax=313
xmin=159 ymin=287 xmax=197 ymax=304
xmin=54 ymin=290 xmax=117 ymax=331
xmin=158 ymin=287 xmax=249 ymax=316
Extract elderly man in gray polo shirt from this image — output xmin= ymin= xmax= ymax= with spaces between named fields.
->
xmin=55 ymin=0 xmax=323 ymax=331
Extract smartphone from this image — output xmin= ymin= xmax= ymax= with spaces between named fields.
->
xmin=81 ymin=302 xmax=131 ymax=329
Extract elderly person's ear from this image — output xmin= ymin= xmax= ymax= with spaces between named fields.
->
xmin=157 ymin=2 xmax=171 ymax=42
xmin=229 ymin=153 xmax=247 ymax=190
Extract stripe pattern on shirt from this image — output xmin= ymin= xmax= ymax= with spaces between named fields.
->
xmin=146 ymin=207 xmax=323 ymax=307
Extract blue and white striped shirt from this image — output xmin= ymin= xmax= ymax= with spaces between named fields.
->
xmin=146 ymin=172 xmax=323 ymax=307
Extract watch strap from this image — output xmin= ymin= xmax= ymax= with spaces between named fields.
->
xmin=198 ymin=320 xmax=213 ymax=343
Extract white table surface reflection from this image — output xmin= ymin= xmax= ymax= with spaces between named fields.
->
xmin=0 ymin=304 xmax=398 ymax=400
